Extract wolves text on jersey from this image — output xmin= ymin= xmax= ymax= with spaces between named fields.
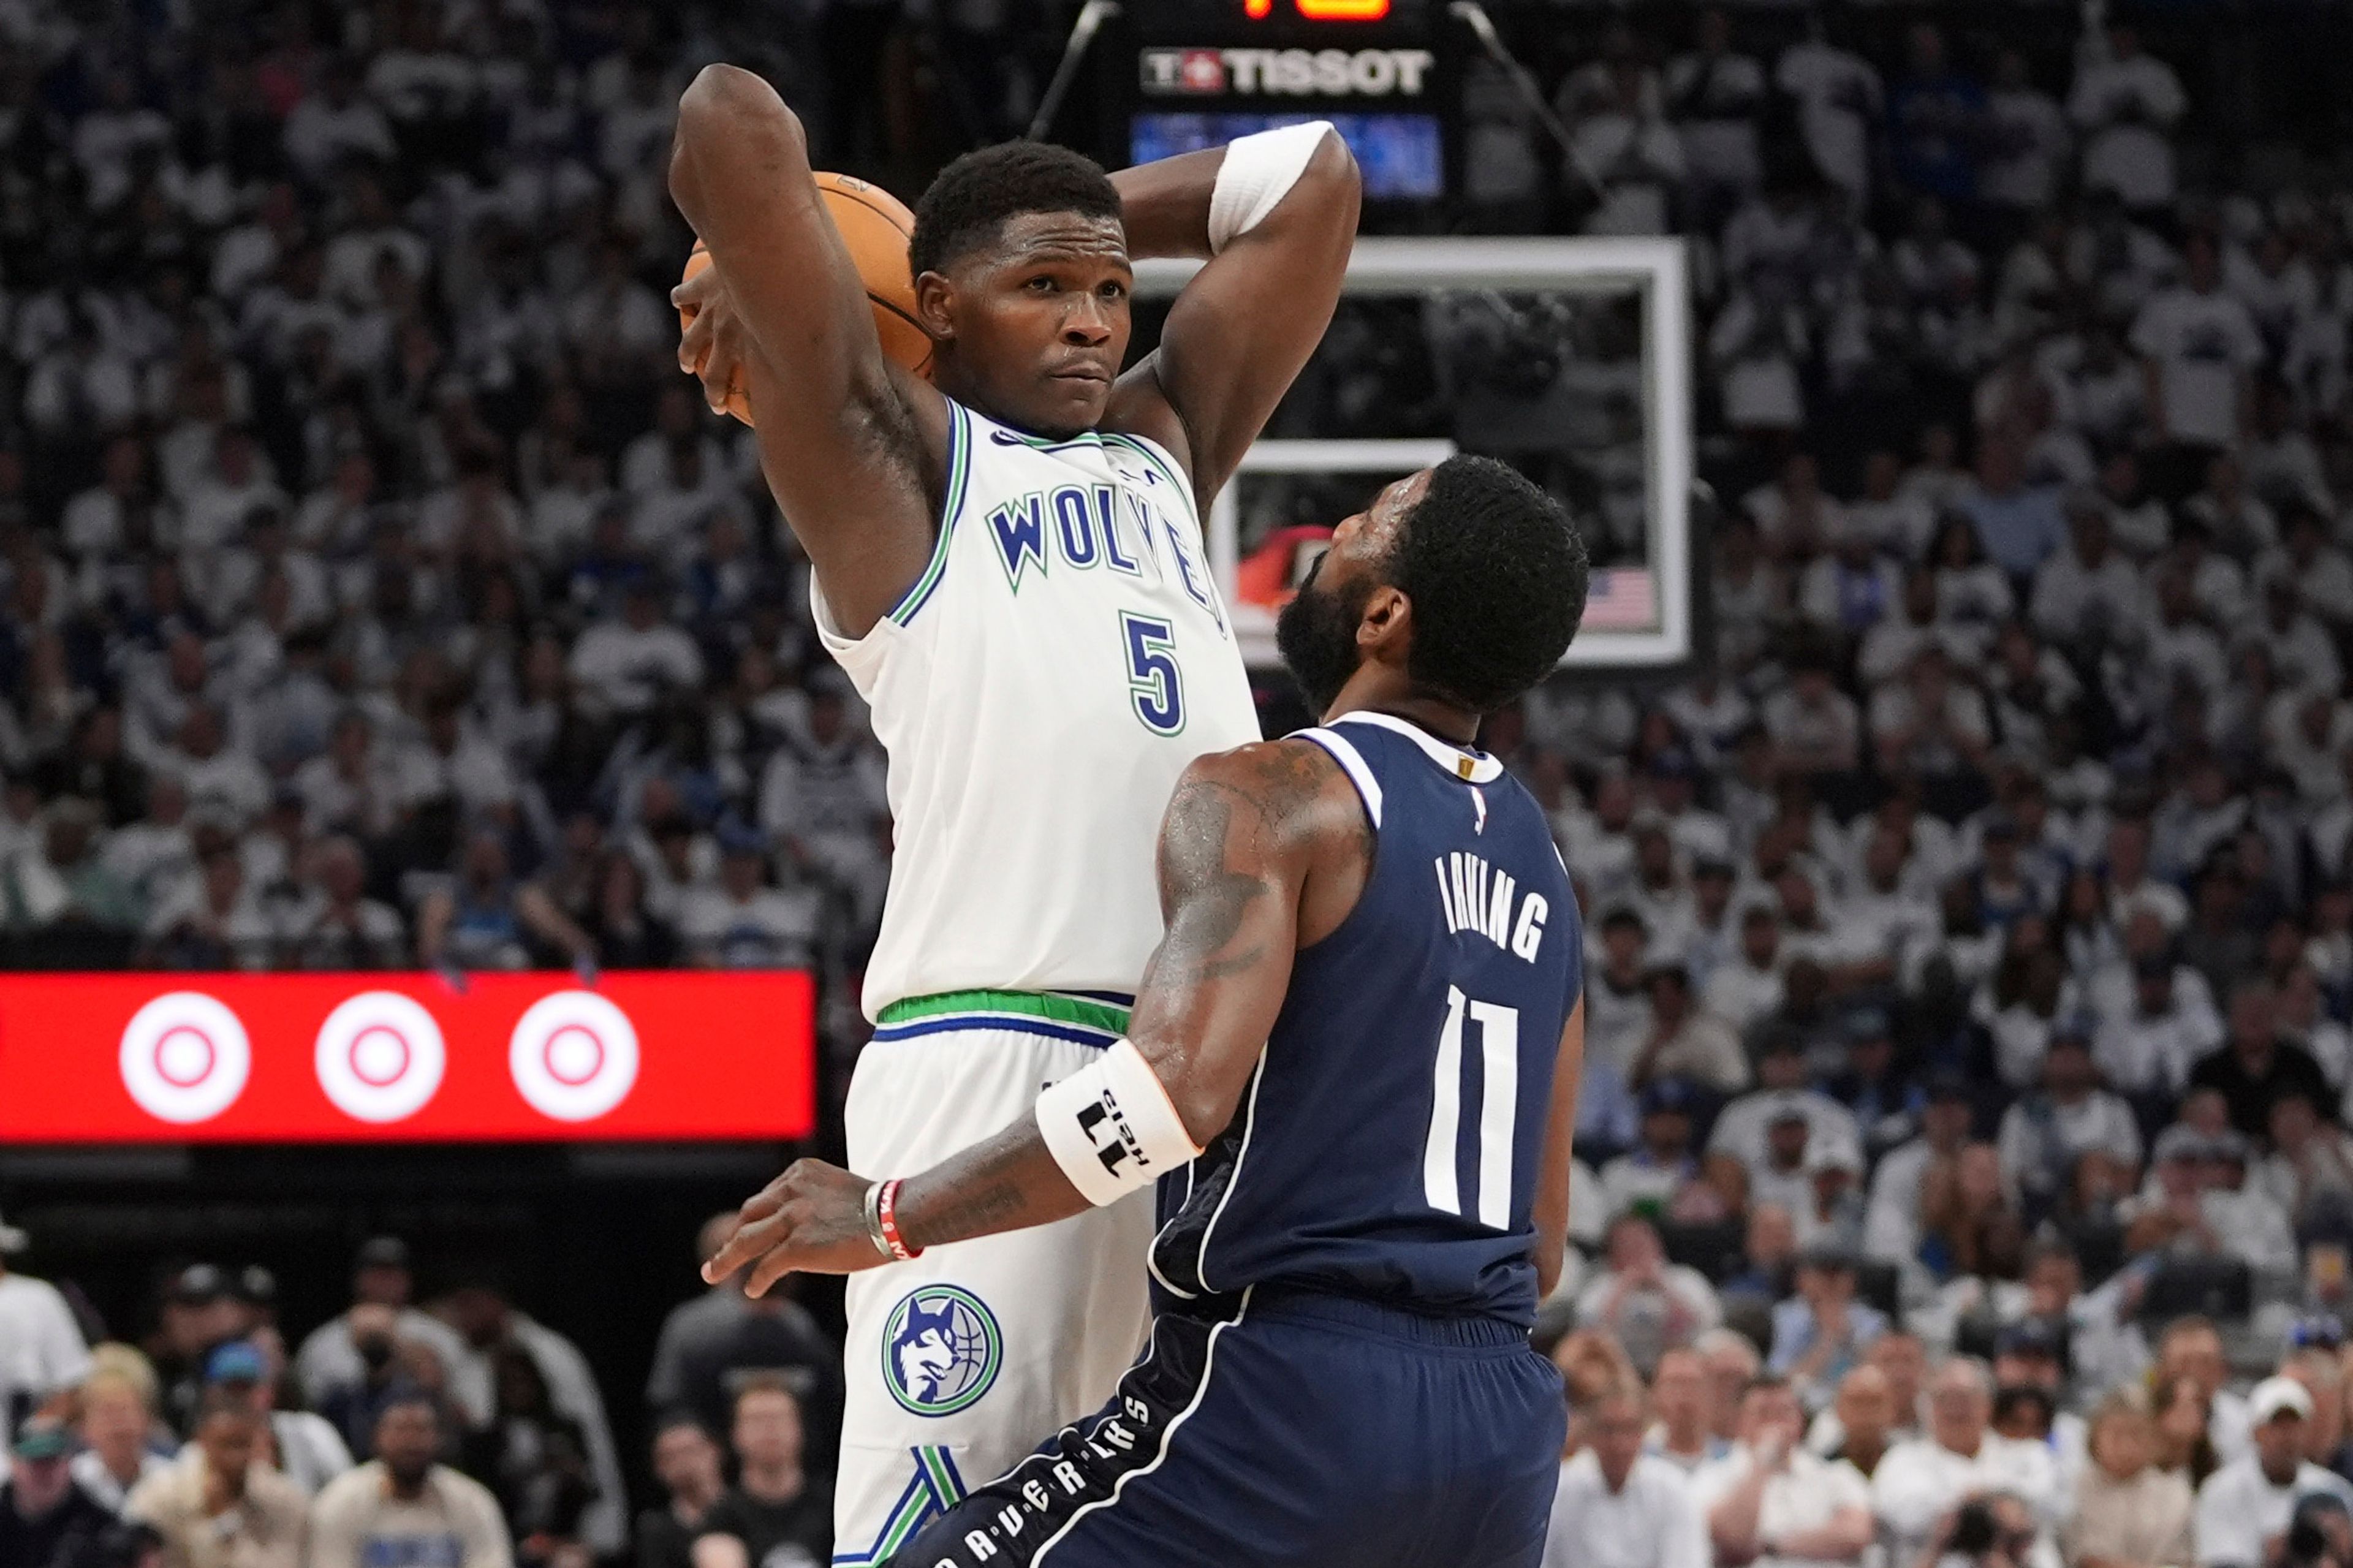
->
xmin=983 ymin=482 xmax=1222 ymax=630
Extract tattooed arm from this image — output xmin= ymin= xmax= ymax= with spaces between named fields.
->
xmin=701 ymin=740 xmax=1371 ymax=1295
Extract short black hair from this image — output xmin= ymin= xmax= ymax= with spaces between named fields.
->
xmin=1387 ymin=456 xmax=1587 ymax=713
xmin=909 ymin=142 xmax=1123 ymax=281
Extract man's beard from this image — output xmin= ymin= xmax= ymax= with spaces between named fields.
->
xmin=1275 ymin=562 xmax=1371 ymax=718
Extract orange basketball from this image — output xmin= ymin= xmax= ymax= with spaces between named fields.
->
xmin=678 ymin=172 xmax=931 ymax=427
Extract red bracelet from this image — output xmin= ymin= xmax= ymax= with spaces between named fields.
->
xmin=876 ymin=1178 xmax=923 ymax=1261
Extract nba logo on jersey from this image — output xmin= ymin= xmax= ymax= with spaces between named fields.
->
xmin=882 ymin=1285 xmax=1003 ymax=1417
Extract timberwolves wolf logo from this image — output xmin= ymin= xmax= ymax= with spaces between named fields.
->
xmin=882 ymin=1284 xmax=1002 ymax=1417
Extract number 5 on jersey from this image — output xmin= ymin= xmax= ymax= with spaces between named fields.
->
xmin=1424 ymin=986 xmax=1519 ymax=1229
xmin=1121 ymin=611 xmax=1186 ymax=736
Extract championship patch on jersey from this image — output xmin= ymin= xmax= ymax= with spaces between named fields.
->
xmin=882 ymin=1284 xmax=1003 ymax=1417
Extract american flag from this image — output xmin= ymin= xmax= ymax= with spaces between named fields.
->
xmin=1580 ymin=567 xmax=1656 ymax=631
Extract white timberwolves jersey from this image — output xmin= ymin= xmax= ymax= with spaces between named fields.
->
xmin=816 ymin=395 xmax=1260 ymax=1019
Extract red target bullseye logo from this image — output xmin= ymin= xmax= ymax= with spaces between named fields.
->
xmin=119 ymin=993 xmax=251 ymax=1124
xmin=510 ymin=991 xmax=638 ymax=1122
xmin=315 ymin=992 xmax=445 ymax=1123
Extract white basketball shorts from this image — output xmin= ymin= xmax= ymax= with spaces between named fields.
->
xmin=830 ymin=992 xmax=1153 ymax=1566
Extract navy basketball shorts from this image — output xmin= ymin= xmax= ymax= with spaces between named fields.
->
xmin=883 ymin=1285 xmax=1566 ymax=1568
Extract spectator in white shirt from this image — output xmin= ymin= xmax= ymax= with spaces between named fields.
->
xmin=1569 ymin=61 xmax=1687 ymax=237
xmin=1629 ymin=963 xmax=1749 ymax=1096
xmin=674 ymin=833 xmax=821 ymax=971
xmin=1797 ymin=515 xmax=1901 ymax=638
xmin=0 ymin=1212 xmax=93 ymax=1483
xmin=567 ymin=580 xmax=706 ymax=719
xmin=2096 ymin=954 xmax=2224 ymax=1100
xmin=2132 ymin=234 xmax=2265 ymax=460
xmin=1693 ymin=1375 xmax=1875 ymax=1568
xmin=1813 ymin=1362 xmax=1904 ymax=1480
xmin=281 ymin=60 xmax=397 ymax=182
xmin=2259 ymin=577 xmax=2343 ymax=697
xmin=1979 ymin=50 xmax=2069 ymax=222
xmin=1870 ymin=645 xmax=1993 ymax=781
xmin=1872 ymin=1357 xmax=2061 ymax=1563
xmin=1544 ymin=1384 xmax=1711 ymax=1568
xmin=1775 ymin=34 xmax=1881 ymax=211
xmin=2123 ymin=1126 xmax=2298 ymax=1276
xmin=159 ymin=705 xmax=270 ymax=828
xmin=1996 ymin=1028 xmax=2145 ymax=1218
xmin=1711 ymin=1036 xmax=1866 ymax=1184
xmin=1599 ymin=1077 xmax=1712 ymax=1222
xmin=1577 ymin=1214 xmax=1723 ymax=1377
xmin=1706 ymin=904 xmax=1787 ymax=1035
xmin=1664 ymin=10 xmax=1766 ymax=223
xmin=2029 ymin=495 xmax=2147 ymax=650
xmin=2199 ymin=1133 xmax=2302 ymax=1274
xmin=1762 ymin=649 xmax=1862 ymax=776
xmin=2070 ymin=26 xmax=2186 ymax=214
xmin=2257 ymin=1087 xmax=2353 ymax=1230
xmin=2193 ymin=1376 xmax=2353 ymax=1568
xmin=1650 ymin=1349 xmax=1730 ymax=1474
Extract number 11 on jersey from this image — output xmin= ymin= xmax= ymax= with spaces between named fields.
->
xmin=1424 ymin=986 xmax=1520 ymax=1230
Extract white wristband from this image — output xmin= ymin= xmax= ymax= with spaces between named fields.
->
xmin=1206 ymin=121 xmax=1331 ymax=255
xmin=1036 ymin=1039 xmax=1202 ymax=1206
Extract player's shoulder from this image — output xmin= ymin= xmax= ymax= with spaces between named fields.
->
xmin=1169 ymin=737 xmax=1365 ymax=852
xmin=1175 ymin=737 xmax=1349 ymax=812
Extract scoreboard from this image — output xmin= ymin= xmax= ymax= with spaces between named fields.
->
xmin=1096 ymin=0 xmax=1461 ymax=207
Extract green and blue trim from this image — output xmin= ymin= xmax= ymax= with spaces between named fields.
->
xmin=986 ymin=426 xmax=1104 ymax=452
xmin=873 ymin=988 xmax=1133 ymax=1048
xmin=886 ymin=400 xmax=971 ymax=627
xmin=832 ymin=1446 xmax=966 ymax=1566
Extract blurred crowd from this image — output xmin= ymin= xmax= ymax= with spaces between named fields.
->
xmin=1485 ymin=6 xmax=2353 ymax=1568
xmin=0 ymin=0 xmax=911 ymax=1100
xmin=0 ymin=1219 xmax=840 ymax=1568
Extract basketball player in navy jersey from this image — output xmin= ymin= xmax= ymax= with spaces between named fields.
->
xmin=705 ymin=454 xmax=1593 ymax=1568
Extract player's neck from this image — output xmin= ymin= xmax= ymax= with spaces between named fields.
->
xmin=1320 ymin=679 xmax=1479 ymax=749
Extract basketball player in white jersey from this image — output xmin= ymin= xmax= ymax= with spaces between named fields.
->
xmin=667 ymin=66 xmax=1359 ymax=1562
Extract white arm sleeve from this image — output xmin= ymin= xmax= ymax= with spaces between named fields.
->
xmin=1206 ymin=121 xmax=1333 ymax=254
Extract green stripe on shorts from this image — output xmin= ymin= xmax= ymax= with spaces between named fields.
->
xmin=876 ymin=989 xmax=1132 ymax=1036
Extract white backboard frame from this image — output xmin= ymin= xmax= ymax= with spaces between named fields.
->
xmin=1134 ymin=235 xmax=1693 ymax=668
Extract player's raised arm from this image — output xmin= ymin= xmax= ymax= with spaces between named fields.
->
xmin=1104 ymin=126 xmax=1362 ymax=509
xmin=666 ymin=65 xmax=946 ymax=638
xmin=699 ymin=739 xmax=1366 ymax=1292
xmin=1528 ymin=999 xmax=1587 ymax=1301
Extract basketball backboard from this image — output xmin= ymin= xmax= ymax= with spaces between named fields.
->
xmin=1135 ymin=234 xmax=1693 ymax=668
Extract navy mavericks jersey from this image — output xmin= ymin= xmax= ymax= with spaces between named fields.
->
xmin=1149 ymin=711 xmax=1585 ymax=1326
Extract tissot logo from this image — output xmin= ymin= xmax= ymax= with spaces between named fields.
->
xmin=1139 ymin=46 xmax=1434 ymax=97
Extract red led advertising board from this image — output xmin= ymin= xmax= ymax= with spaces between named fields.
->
xmin=0 ymin=972 xmax=816 ymax=1144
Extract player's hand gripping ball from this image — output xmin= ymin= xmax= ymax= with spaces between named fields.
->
xmin=673 ymin=171 xmax=933 ymax=426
